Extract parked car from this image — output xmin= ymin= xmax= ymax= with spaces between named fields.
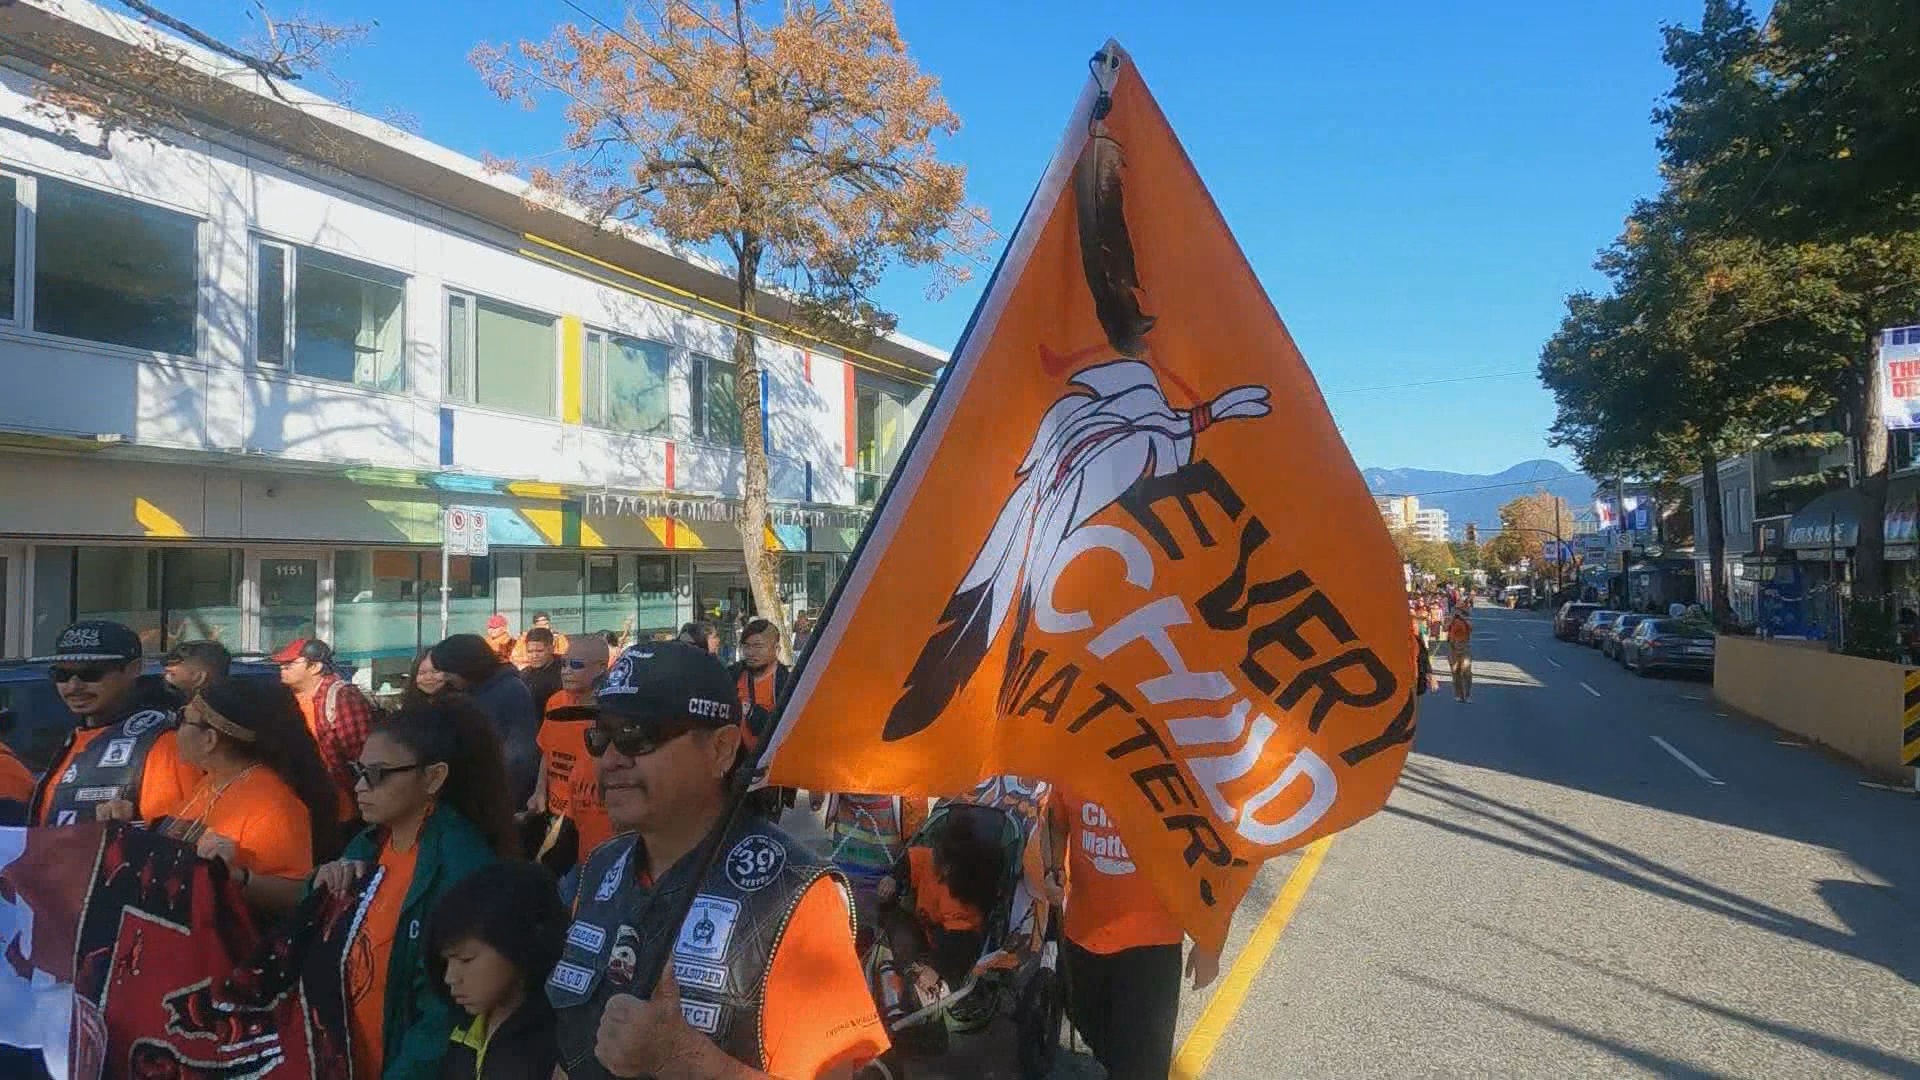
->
xmin=1620 ymin=620 xmax=1716 ymax=677
xmin=0 ymin=656 xmax=284 ymax=773
xmin=1603 ymin=614 xmax=1650 ymax=659
xmin=1578 ymin=610 xmax=1623 ymax=646
xmin=1554 ymin=602 xmax=1602 ymax=641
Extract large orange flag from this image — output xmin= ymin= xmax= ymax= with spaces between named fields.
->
xmin=763 ymin=43 xmax=1415 ymax=952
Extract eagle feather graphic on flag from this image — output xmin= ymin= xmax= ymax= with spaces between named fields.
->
xmin=882 ymin=93 xmax=1274 ymax=741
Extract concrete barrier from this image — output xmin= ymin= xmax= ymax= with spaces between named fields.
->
xmin=1713 ymin=636 xmax=1914 ymax=778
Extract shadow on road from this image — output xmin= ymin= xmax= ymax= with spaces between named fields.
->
xmin=1389 ymin=969 xmax=1739 ymax=1080
xmin=1469 ymin=925 xmax=1920 ymax=1077
xmin=1386 ymin=764 xmax=1920 ymax=991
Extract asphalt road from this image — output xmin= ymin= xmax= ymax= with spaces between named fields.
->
xmin=1190 ymin=603 xmax=1920 ymax=1079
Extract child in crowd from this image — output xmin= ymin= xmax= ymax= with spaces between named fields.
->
xmin=426 ymin=861 xmax=568 ymax=1080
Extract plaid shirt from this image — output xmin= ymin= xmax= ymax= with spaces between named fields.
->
xmin=305 ymin=673 xmax=374 ymax=798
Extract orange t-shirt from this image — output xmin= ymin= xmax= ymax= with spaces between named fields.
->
xmin=176 ymin=766 xmax=315 ymax=880
xmin=759 ymin=877 xmax=890 ymax=1077
xmin=536 ymin=690 xmax=615 ymax=856
xmin=736 ymin=669 xmax=777 ymax=751
xmin=1059 ymin=796 xmax=1183 ymax=954
xmin=33 ymin=726 xmax=200 ymax=826
xmin=349 ymin=842 xmax=419 ymax=1080
xmin=0 ymin=744 xmax=34 ymax=806
xmin=906 ymin=846 xmax=984 ymax=933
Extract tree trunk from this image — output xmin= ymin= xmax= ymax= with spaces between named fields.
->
xmin=1854 ymin=333 xmax=1890 ymax=601
xmin=1699 ymin=446 xmax=1733 ymax=627
xmin=731 ymin=250 xmax=791 ymax=658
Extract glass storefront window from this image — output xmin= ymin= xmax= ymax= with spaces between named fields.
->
xmin=74 ymin=548 xmax=162 ymax=654
xmin=584 ymin=554 xmax=628 ymax=641
xmin=258 ymin=556 xmax=320 ymax=653
xmin=46 ymin=547 xmax=240 ymax=656
xmin=522 ymin=553 xmax=586 ymax=635
xmin=636 ymin=556 xmax=677 ymax=637
xmin=423 ymin=553 xmax=495 ymax=639
xmin=162 ymin=549 xmax=243 ymax=647
xmin=335 ymin=550 xmax=423 ymax=696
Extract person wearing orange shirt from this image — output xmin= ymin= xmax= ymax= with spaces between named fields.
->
xmin=1046 ymin=792 xmax=1221 ymax=1080
xmin=529 ymin=637 xmax=615 ymax=874
xmin=874 ymin=804 xmax=1001 ymax=1014
xmin=511 ymin=613 xmax=570 ymax=671
xmin=730 ymin=618 xmax=792 ymax=822
xmin=103 ymin=678 xmax=340 ymax=914
xmin=546 ymin=641 xmax=887 ymax=1080
xmin=311 ymin=700 xmax=514 ymax=1080
xmin=0 ymin=736 xmax=33 ymax=819
xmin=1446 ymin=604 xmax=1475 ymax=703
xmin=29 ymin=621 xmax=200 ymax=828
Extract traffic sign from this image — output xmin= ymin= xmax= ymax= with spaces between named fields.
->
xmin=445 ymin=505 xmax=490 ymax=556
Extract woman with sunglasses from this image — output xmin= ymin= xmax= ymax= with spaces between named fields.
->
xmin=135 ymin=680 xmax=342 ymax=913
xmin=310 ymin=700 xmax=516 ymax=1080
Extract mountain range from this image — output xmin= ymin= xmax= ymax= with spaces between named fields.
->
xmin=1362 ymin=460 xmax=1599 ymax=538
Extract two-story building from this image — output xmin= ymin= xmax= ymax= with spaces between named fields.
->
xmin=0 ymin=0 xmax=940 ymax=693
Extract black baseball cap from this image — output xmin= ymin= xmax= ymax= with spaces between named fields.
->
xmin=592 ymin=640 xmax=737 ymax=728
xmin=33 ymin=620 xmax=143 ymax=663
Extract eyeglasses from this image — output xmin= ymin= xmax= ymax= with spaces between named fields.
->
xmin=49 ymin=665 xmax=117 ymax=684
xmin=348 ymin=761 xmax=427 ymax=789
xmin=563 ymin=659 xmax=598 ymax=671
xmin=585 ymin=718 xmax=701 ymax=758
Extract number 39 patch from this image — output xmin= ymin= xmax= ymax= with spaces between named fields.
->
xmin=724 ymin=835 xmax=786 ymax=892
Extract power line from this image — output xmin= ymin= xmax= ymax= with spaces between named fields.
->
xmin=1374 ymin=474 xmax=1596 ymax=499
xmin=1322 ymin=369 xmax=1534 ymax=396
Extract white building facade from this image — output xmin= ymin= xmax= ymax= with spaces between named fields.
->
xmin=1412 ymin=508 xmax=1449 ymax=543
xmin=0 ymin=0 xmax=939 ymax=692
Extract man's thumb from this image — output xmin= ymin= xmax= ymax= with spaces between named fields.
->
xmin=652 ymin=962 xmax=681 ymax=1005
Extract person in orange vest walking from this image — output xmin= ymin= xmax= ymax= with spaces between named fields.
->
xmin=1446 ymin=604 xmax=1475 ymax=703
xmin=1045 ymin=791 xmax=1220 ymax=1080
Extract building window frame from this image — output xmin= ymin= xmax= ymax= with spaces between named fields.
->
xmin=0 ymin=171 xmax=205 ymax=360
xmin=442 ymin=288 xmax=560 ymax=418
xmin=251 ymin=235 xmax=410 ymax=394
xmin=688 ymin=351 xmax=743 ymax=448
xmin=583 ymin=327 xmax=676 ymax=438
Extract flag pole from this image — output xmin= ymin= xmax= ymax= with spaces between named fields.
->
xmin=630 ymin=49 xmax=1111 ymax=1001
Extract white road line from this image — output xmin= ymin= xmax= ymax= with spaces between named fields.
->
xmin=1651 ymin=735 xmax=1725 ymax=785
xmin=1545 ymin=657 xmax=1562 ymax=668
xmin=1579 ymin=681 xmax=1601 ymax=698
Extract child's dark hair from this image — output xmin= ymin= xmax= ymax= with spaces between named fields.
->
xmin=373 ymin=700 xmax=517 ymax=857
xmin=429 ymin=633 xmax=506 ymax=687
xmin=423 ymin=860 xmax=569 ymax=1006
xmin=932 ymin=804 xmax=1006 ymax=917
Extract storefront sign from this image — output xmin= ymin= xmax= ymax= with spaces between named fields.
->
xmin=1879 ymin=325 xmax=1920 ymax=432
xmin=580 ymin=492 xmax=869 ymax=530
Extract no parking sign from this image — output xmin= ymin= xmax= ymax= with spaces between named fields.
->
xmin=444 ymin=506 xmax=490 ymax=556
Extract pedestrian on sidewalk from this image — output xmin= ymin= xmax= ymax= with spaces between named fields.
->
xmin=1446 ymin=605 xmax=1474 ymax=703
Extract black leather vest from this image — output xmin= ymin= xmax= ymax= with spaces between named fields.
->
xmin=33 ymin=699 xmax=181 ymax=826
xmin=547 ymin=817 xmax=847 ymax=1076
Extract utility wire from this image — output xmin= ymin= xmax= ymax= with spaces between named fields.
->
xmin=1323 ymin=369 xmax=1534 ymax=396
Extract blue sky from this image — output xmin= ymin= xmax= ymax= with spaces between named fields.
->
xmin=157 ymin=0 xmax=1725 ymax=474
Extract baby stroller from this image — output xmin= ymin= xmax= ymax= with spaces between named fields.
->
xmin=863 ymin=776 xmax=1065 ymax=1078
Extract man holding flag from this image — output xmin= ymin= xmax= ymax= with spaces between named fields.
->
xmin=544 ymin=641 xmax=888 ymax=1079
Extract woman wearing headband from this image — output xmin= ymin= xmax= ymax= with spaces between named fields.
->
xmin=124 ymin=679 xmax=342 ymax=913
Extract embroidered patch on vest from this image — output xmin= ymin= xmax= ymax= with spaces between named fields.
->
xmin=548 ymin=961 xmax=594 ymax=995
xmin=607 ymin=925 xmax=641 ymax=986
xmin=595 ymin=847 xmax=631 ymax=902
xmin=672 ymin=959 xmax=728 ymax=993
xmin=566 ymin=921 xmax=607 ymax=954
xmin=680 ymin=1000 xmax=720 ymax=1034
xmin=674 ymin=895 xmax=740 ymax=963
xmin=75 ymin=787 xmax=120 ymax=803
xmin=122 ymin=710 xmax=169 ymax=737
xmin=724 ymin=835 xmax=786 ymax=893
xmin=98 ymin=738 xmax=137 ymax=769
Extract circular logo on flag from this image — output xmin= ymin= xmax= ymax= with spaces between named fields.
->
xmin=724 ymin=835 xmax=786 ymax=893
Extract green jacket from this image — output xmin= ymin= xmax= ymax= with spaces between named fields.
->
xmin=339 ymin=809 xmax=499 ymax=1080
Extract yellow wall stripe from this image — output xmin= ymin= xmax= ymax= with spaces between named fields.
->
xmin=560 ymin=315 xmax=585 ymax=424
xmin=133 ymin=497 xmax=189 ymax=538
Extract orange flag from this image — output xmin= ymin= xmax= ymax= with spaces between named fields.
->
xmin=763 ymin=43 xmax=1415 ymax=952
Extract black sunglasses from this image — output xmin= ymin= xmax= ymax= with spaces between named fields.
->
xmin=585 ymin=718 xmax=702 ymax=758
xmin=49 ymin=664 xmax=120 ymax=684
xmin=348 ymin=761 xmax=428 ymax=789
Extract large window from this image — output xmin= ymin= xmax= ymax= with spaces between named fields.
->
xmin=32 ymin=546 xmax=239 ymax=657
xmin=585 ymin=330 xmax=673 ymax=436
xmin=255 ymin=240 xmax=406 ymax=391
xmin=689 ymin=353 xmax=741 ymax=445
xmin=34 ymin=178 xmax=199 ymax=355
xmin=445 ymin=291 xmax=556 ymax=416
xmin=0 ymin=176 xmax=15 ymax=322
xmin=856 ymin=378 xmax=916 ymax=478
xmin=522 ymin=553 xmax=587 ymax=635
